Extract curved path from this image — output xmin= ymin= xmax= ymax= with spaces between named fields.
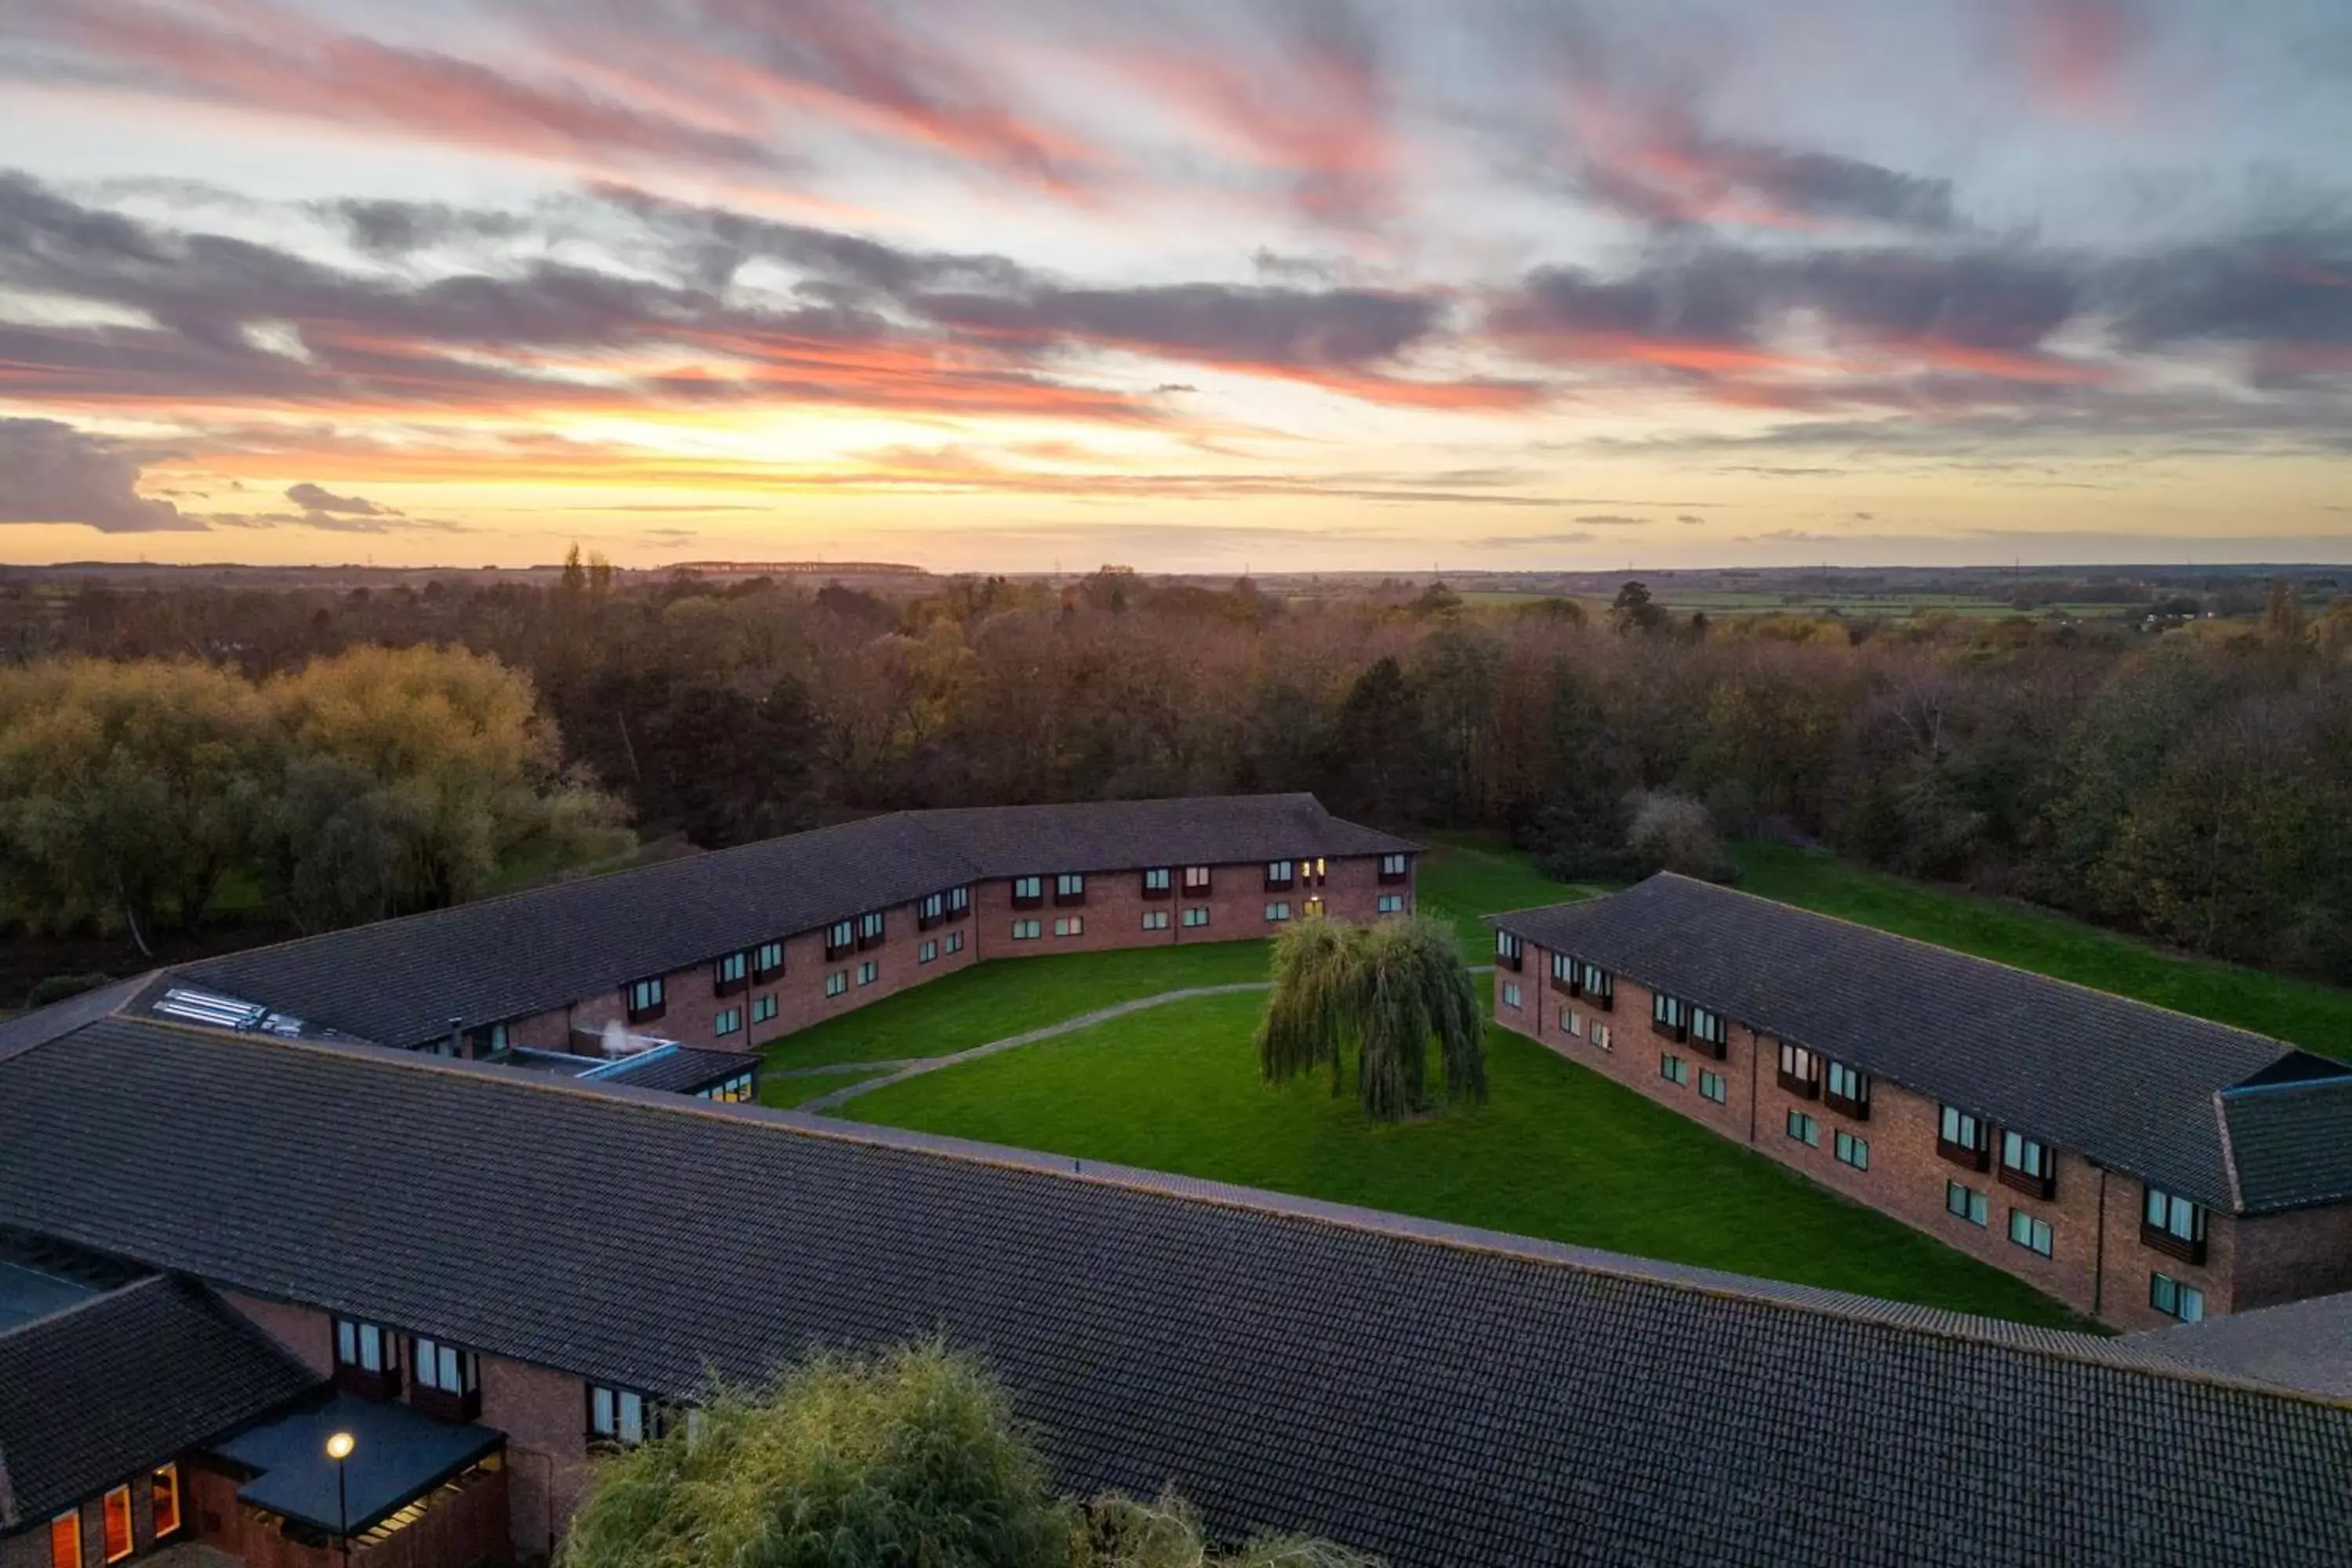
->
xmin=794 ymin=981 xmax=1272 ymax=1112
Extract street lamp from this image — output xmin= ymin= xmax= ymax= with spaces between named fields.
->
xmin=325 ymin=1431 xmax=356 ymax=1566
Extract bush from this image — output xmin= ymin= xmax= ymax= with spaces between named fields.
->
xmin=24 ymin=972 xmax=114 ymax=1011
xmin=1625 ymin=792 xmax=1739 ymax=882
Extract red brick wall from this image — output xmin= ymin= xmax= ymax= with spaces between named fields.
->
xmin=222 ymin=1288 xmax=336 ymax=1375
xmin=6 ymin=1464 xmax=175 ymax=1568
xmin=971 ymin=855 xmax=1405 ymax=961
xmin=1493 ymin=937 xmax=2293 ymax=1330
xmin=480 ymin=1355 xmax=590 ymax=1564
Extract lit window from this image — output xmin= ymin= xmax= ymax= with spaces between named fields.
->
xmin=1181 ymin=906 xmax=1209 ymax=927
xmin=413 ymin=1336 xmax=479 ymax=1395
xmin=2150 ymin=1273 xmax=2206 ymax=1323
xmin=2008 ymin=1209 xmax=2054 ymax=1257
xmin=1501 ymin=982 xmax=1523 ymax=1009
xmin=920 ymin=939 xmax=938 ymax=964
xmin=49 ymin=1512 xmax=78 ymax=1568
xmin=590 ymin=1384 xmax=648 ymax=1446
xmin=1013 ymin=919 xmax=1042 ymax=940
xmin=750 ymin=994 xmax=777 ymax=1025
xmin=152 ymin=1464 xmax=181 ymax=1537
xmin=1054 ymin=916 xmax=1084 ymax=937
xmin=857 ymin=960 xmax=878 ymax=986
xmin=1786 ymin=1110 xmax=1819 ymax=1147
xmin=1660 ymin=1053 xmax=1690 ymax=1087
xmin=699 ymin=1072 xmax=754 ymax=1103
xmin=1698 ymin=1069 xmax=1727 ymax=1104
xmin=714 ymin=1007 xmax=742 ymax=1036
xmin=1835 ymin=1131 xmax=1870 ymax=1170
xmin=1376 ymin=894 xmax=1404 ymax=914
xmin=1265 ymin=902 xmax=1291 ymax=923
xmin=826 ymin=971 xmax=847 ymax=997
xmin=1142 ymin=909 xmax=1170 ymax=931
xmin=103 ymin=1486 xmax=132 ymax=1563
xmin=1946 ymin=1181 xmax=1988 ymax=1226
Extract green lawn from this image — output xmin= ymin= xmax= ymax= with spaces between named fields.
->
xmin=1415 ymin=833 xmax=1590 ymax=954
xmin=769 ymin=1066 xmax=903 ymax=1108
xmin=847 ymin=989 xmax=2085 ymax=1327
xmin=1731 ymin=844 xmax=2352 ymax=1056
xmin=756 ymin=940 xmax=1272 ymax=1078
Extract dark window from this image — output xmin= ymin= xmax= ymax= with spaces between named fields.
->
xmin=1686 ymin=1004 xmax=1728 ymax=1058
xmin=466 ymin=1020 xmax=510 ymax=1058
xmin=1265 ymin=859 xmax=1295 ymax=891
xmin=714 ymin=950 xmax=749 ymax=996
xmin=752 ymin=940 xmax=785 ymax=982
xmin=1999 ymin=1131 xmax=2056 ymax=1200
xmin=1777 ymin=1042 xmax=1820 ymax=1098
xmin=1181 ymin=865 xmax=1213 ymax=895
xmin=1550 ymin=950 xmax=1576 ymax=993
xmin=1378 ymin=852 xmax=1409 ymax=884
xmin=920 ymin=891 xmax=946 ymax=928
xmin=1946 ymin=1181 xmax=1988 ymax=1226
xmin=1651 ymin=992 xmax=1690 ymax=1042
xmin=1055 ymin=873 xmax=1086 ymax=906
xmin=1012 ymin=875 xmax=1044 ymax=909
xmin=1660 ymin=1052 xmax=1690 ymax=1087
xmin=826 ymin=919 xmax=855 ymax=960
xmin=947 ymin=885 xmax=971 ymax=920
xmin=1938 ymin=1105 xmax=1990 ymax=1171
xmin=1142 ymin=867 xmax=1173 ymax=898
xmin=589 ymin=1384 xmax=650 ymax=1446
xmin=1835 ymin=1131 xmax=1870 ymax=1170
xmin=1698 ymin=1068 xmax=1727 ymax=1104
xmin=2007 ymin=1209 xmax=2053 ymax=1258
xmin=626 ymin=975 xmax=665 ymax=1025
xmin=412 ymin=1335 xmax=481 ymax=1421
xmin=1580 ymin=963 xmax=1613 ymax=1011
xmin=2150 ymin=1273 xmax=2206 ymax=1323
xmin=1786 ymin=1109 xmax=1820 ymax=1147
xmin=1495 ymin=931 xmax=1524 ymax=970
xmin=334 ymin=1316 xmax=402 ymax=1399
xmin=1824 ymin=1060 xmax=1870 ymax=1120
xmin=857 ymin=910 xmax=884 ymax=949
xmin=2142 ymin=1186 xmax=2209 ymax=1265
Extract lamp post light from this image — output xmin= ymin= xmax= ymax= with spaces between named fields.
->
xmin=325 ymin=1430 xmax=356 ymax=1566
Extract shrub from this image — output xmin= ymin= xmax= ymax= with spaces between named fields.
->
xmin=24 ymin=972 xmax=114 ymax=1011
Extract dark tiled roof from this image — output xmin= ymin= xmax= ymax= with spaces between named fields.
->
xmin=0 ymin=974 xmax=154 ymax=1065
xmin=593 ymin=1044 xmax=758 ymax=1095
xmin=1490 ymin=875 xmax=2336 ymax=1210
xmin=3 ymin=1020 xmax=2350 ymax=1566
xmin=2220 ymin=1078 xmax=2352 ymax=1213
xmin=2136 ymin=1290 xmax=2352 ymax=1401
xmin=167 ymin=795 xmax=1403 ymax=1049
xmin=0 ymin=1276 xmax=318 ymax=1529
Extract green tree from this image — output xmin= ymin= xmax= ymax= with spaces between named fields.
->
xmin=1258 ymin=916 xmax=1485 ymax=1122
xmin=1609 ymin=581 xmax=1667 ymax=636
xmin=559 ymin=1341 xmax=1376 ymax=1568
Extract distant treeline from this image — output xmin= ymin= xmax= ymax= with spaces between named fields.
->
xmin=5 ymin=557 xmax=2352 ymax=982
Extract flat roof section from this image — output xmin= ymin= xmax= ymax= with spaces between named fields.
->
xmin=214 ymin=1392 xmax=502 ymax=1537
xmin=0 ymin=1259 xmax=95 ymax=1334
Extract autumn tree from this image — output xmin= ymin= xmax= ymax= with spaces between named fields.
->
xmin=1258 ymin=916 xmax=1484 ymax=1122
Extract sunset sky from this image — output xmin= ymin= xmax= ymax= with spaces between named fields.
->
xmin=1 ymin=0 xmax=2348 ymax=572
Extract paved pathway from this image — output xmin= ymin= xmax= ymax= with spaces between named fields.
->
xmin=795 ymin=981 xmax=1272 ymax=1112
xmin=791 ymin=962 xmax=1497 ymax=1114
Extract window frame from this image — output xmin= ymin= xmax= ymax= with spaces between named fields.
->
xmin=334 ymin=1316 xmax=402 ymax=1397
xmin=2007 ymin=1207 xmax=2054 ymax=1258
xmin=1998 ymin=1130 xmax=2057 ymax=1200
xmin=920 ymin=938 xmax=939 ymax=964
xmin=1651 ymin=991 xmax=1690 ymax=1043
xmin=1824 ymin=1060 xmax=1871 ymax=1120
xmin=1142 ymin=866 xmax=1174 ymax=899
xmin=1265 ymin=858 xmax=1295 ymax=891
xmin=412 ymin=1334 xmax=481 ymax=1420
xmin=1181 ymin=865 xmax=1212 ymax=895
xmin=826 ymin=919 xmax=856 ymax=960
xmin=714 ymin=1007 xmax=742 ymax=1036
xmin=825 ymin=970 xmax=848 ymax=998
xmin=1011 ymin=875 xmax=1045 ymax=909
xmin=151 ymin=1463 xmax=182 ymax=1538
xmin=1835 ymin=1130 xmax=1871 ymax=1171
xmin=751 ymin=939 xmax=785 ymax=982
xmin=856 ymin=909 xmax=885 ymax=949
xmin=1501 ymin=981 xmax=1523 ymax=1010
xmin=856 ymin=959 xmax=878 ymax=986
xmin=102 ymin=1486 xmax=133 ymax=1564
xmin=1378 ymin=851 xmax=1409 ymax=884
xmin=1660 ymin=1052 xmax=1690 ymax=1087
xmin=588 ymin=1383 xmax=651 ymax=1448
xmin=1012 ymin=918 xmax=1042 ymax=941
xmin=1054 ymin=872 xmax=1087 ymax=906
xmin=1264 ymin=902 xmax=1292 ymax=924
xmin=1938 ymin=1105 xmax=1991 ymax=1171
xmin=1945 ymin=1181 xmax=1988 ymax=1226
xmin=50 ymin=1510 xmax=81 ymax=1568
xmin=1785 ymin=1109 xmax=1820 ymax=1148
xmin=1181 ymin=906 xmax=1210 ymax=928
xmin=713 ymin=949 xmax=749 ymax=996
xmin=1142 ymin=909 xmax=1171 ymax=931
xmin=2141 ymin=1185 xmax=2209 ymax=1265
xmin=625 ymin=975 xmax=666 ymax=1025
xmin=2150 ymin=1272 xmax=2206 ymax=1323
xmin=1376 ymin=892 xmax=1406 ymax=914
xmin=1777 ymin=1041 xmax=1820 ymax=1098
xmin=1697 ymin=1068 xmax=1727 ymax=1105
xmin=750 ymin=993 xmax=778 ymax=1025
xmin=1495 ymin=930 xmax=1524 ymax=970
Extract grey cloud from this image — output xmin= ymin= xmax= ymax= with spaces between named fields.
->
xmin=1574 ymin=513 xmax=1648 ymax=524
xmin=921 ymin=281 xmax=1440 ymax=368
xmin=0 ymin=419 xmax=201 ymax=532
xmin=285 ymin=482 xmax=387 ymax=515
xmin=1472 ymin=531 xmax=1594 ymax=547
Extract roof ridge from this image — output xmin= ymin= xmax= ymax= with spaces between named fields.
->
xmin=81 ymin=1016 xmax=2349 ymax=1411
xmin=1632 ymin=871 xmax=2294 ymax=1054
xmin=0 ymin=1270 xmax=164 ymax=1344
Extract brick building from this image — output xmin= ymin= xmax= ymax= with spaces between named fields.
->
xmin=1489 ymin=873 xmax=2352 ymax=1330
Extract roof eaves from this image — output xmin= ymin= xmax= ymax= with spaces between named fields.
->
xmin=2214 ymin=1090 xmax=2250 ymax=1215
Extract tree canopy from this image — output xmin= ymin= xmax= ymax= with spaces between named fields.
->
xmin=559 ymin=1341 xmax=1377 ymax=1568
xmin=1258 ymin=916 xmax=1485 ymax=1122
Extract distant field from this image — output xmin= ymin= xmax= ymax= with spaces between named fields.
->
xmin=848 ymin=988 xmax=2086 ymax=1327
xmin=1730 ymin=844 xmax=2352 ymax=1057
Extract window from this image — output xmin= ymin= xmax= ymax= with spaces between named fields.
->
xmin=1824 ymin=1060 xmax=1870 ymax=1119
xmin=152 ymin=1464 xmax=180 ymax=1537
xmin=946 ymin=930 xmax=964 ymax=954
xmin=1652 ymin=992 xmax=1691 ymax=1040
xmin=948 ymin=885 xmax=971 ymax=920
xmin=2000 ymin=1131 xmax=2056 ymax=1199
xmin=857 ymin=960 xmax=878 ymax=986
xmin=858 ymin=910 xmax=884 ymax=947
xmin=466 ymin=1020 xmax=510 ymax=1057
xmin=2009 ymin=1208 xmax=2054 ymax=1257
xmin=1303 ymin=896 xmax=1326 ymax=919
xmin=2143 ymin=1186 xmax=2209 ymax=1264
xmin=336 ymin=1316 xmax=396 ymax=1375
xmin=920 ymin=938 xmax=938 ymax=964
xmin=1777 ymin=1042 xmax=1819 ymax=1098
xmin=1947 ymin=1181 xmax=1988 ymax=1226
xmin=714 ymin=1007 xmax=742 ymax=1036
xmin=1013 ymin=919 xmax=1043 ymax=940
xmin=1182 ymin=906 xmax=1210 ymax=928
xmin=1054 ymin=916 xmax=1085 ymax=938
xmin=1142 ymin=909 xmax=1171 ymax=931
xmin=1377 ymin=893 xmax=1405 ymax=914
xmin=826 ymin=971 xmax=848 ymax=998
xmin=1265 ymin=902 xmax=1292 ymax=923
xmin=1938 ymin=1105 xmax=1990 ymax=1170
xmin=1501 ymin=982 xmax=1523 ymax=1010
xmin=1698 ymin=1069 xmax=1727 ymax=1105
xmin=1562 ymin=1008 xmax=1583 ymax=1039
xmin=1266 ymin=858 xmax=1295 ymax=889
xmin=713 ymin=949 xmax=748 ymax=995
xmin=590 ymin=1384 xmax=649 ymax=1446
xmin=626 ymin=975 xmax=665 ymax=1025
xmin=2150 ymin=1273 xmax=2206 ymax=1323
xmin=1012 ymin=875 xmax=1044 ymax=906
xmin=1143 ymin=867 xmax=1173 ymax=897
xmin=1661 ymin=1052 xmax=1690 ymax=1087
xmin=700 ymin=1071 xmax=754 ymax=1103
xmin=49 ymin=1512 xmax=79 ymax=1568
xmin=103 ymin=1486 xmax=132 ymax=1563
xmin=1591 ymin=1022 xmax=1613 ymax=1051
xmin=1055 ymin=873 xmax=1086 ymax=904
xmin=1378 ymin=851 xmax=1409 ymax=884
xmin=752 ymin=940 xmax=785 ymax=982
xmin=1182 ymin=865 xmax=1212 ymax=894
xmin=826 ymin=918 xmax=856 ymax=956
xmin=920 ymin=891 xmax=947 ymax=927
xmin=1495 ymin=931 xmax=1523 ymax=970
xmin=751 ymin=993 xmax=777 ymax=1026
xmin=414 ymin=1336 xmax=479 ymax=1396
xmin=1689 ymin=1005 xmax=1728 ymax=1051
xmin=1835 ymin=1131 xmax=1870 ymax=1171
xmin=1786 ymin=1110 xmax=1820 ymax=1147
xmin=1578 ymin=963 xmax=1613 ymax=1009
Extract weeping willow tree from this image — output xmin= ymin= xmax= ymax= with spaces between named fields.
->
xmin=1258 ymin=915 xmax=1485 ymax=1121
